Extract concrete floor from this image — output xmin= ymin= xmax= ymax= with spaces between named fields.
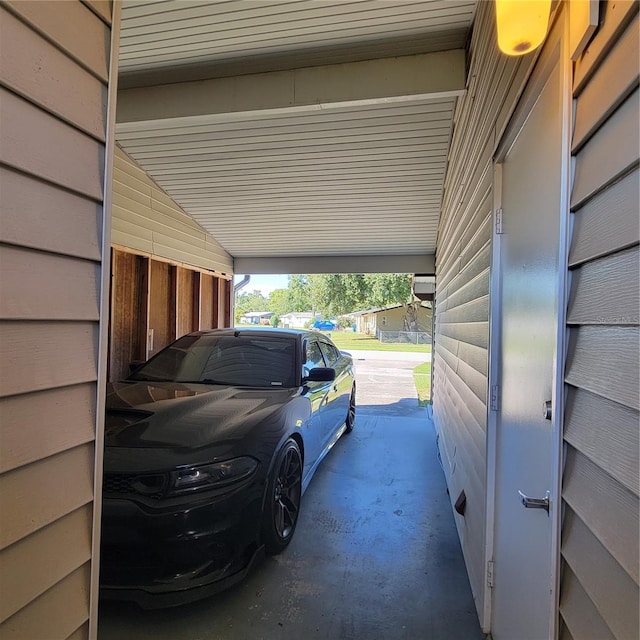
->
xmin=98 ymin=351 xmax=483 ymax=640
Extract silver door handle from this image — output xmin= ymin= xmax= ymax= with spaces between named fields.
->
xmin=518 ymin=490 xmax=550 ymax=513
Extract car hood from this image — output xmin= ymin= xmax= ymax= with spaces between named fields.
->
xmin=105 ymin=381 xmax=302 ymax=456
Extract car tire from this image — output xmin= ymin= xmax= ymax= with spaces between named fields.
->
xmin=262 ymin=438 xmax=303 ymax=554
xmin=344 ymin=385 xmax=356 ymax=433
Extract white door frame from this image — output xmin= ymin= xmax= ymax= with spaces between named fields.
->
xmin=483 ymin=9 xmax=573 ymax=637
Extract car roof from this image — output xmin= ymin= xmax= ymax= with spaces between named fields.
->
xmin=189 ymin=327 xmax=316 ymax=339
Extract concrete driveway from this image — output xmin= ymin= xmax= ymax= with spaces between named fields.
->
xmin=347 ymin=349 xmax=430 ymax=413
xmin=98 ymin=349 xmax=482 ymax=640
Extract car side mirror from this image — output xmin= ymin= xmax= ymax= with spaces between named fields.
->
xmin=303 ymin=367 xmax=336 ymax=383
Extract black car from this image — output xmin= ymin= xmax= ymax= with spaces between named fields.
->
xmin=100 ymin=327 xmax=355 ymax=608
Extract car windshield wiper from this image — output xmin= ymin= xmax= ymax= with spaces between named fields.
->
xmin=174 ymin=378 xmax=232 ymax=385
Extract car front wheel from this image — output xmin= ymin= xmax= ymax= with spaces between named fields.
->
xmin=345 ymin=385 xmax=356 ymax=433
xmin=262 ymin=438 xmax=302 ymax=554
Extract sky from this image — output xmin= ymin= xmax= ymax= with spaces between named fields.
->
xmin=234 ymin=274 xmax=289 ymax=296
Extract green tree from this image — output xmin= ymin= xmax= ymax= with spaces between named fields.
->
xmin=304 ymin=273 xmax=412 ymax=316
xmin=308 ymin=274 xmax=368 ymax=316
xmin=234 ymin=289 xmax=269 ymax=323
xmin=287 ymin=275 xmax=312 ymax=312
xmin=364 ymin=273 xmax=412 ymax=308
xmin=267 ymin=288 xmax=290 ymax=317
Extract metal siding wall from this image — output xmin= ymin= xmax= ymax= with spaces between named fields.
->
xmin=112 ymin=145 xmax=233 ymax=274
xmin=432 ymin=1 xmax=536 ymax=621
xmin=560 ymin=4 xmax=639 ymax=639
xmin=0 ymin=2 xmax=113 ymax=638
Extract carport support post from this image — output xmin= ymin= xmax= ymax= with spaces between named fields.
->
xmin=89 ymin=3 xmax=121 ymax=638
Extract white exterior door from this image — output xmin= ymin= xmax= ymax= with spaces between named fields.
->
xmin=490 ymin=35 xmax=568 ymax=639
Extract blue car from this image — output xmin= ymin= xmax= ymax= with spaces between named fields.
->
xmin=313 ymin=320 xmax=336 ymax=330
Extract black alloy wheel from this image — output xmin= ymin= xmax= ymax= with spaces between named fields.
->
xmin=345 ymin=385 xmax=356 ymax=433
xmin=262 ymin=438 xmax=302 ymax=554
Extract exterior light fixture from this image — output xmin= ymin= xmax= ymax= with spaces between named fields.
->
xmin=495 ymin=0 xmax=552 ymax=56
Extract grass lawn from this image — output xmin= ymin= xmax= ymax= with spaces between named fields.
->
xmin=325 ymin=331 xmax=432 ymax=353
xmin=413 ymin=361 xmax=432 ymax=406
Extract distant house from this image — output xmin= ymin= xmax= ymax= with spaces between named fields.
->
xmin=238 ymin=311 xmax=274 ymax=325
xmin=279 ymin=311 xmax=318 ymax=329
xmin=349 ymin=302 xmax=432 ymax=336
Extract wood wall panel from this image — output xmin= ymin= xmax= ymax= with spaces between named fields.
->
xmin=148 ymin=260 xmax=175 ymax=357
xmin=176 ymin=267 xmax=196 ymax=337
xmin=108 ymin=249 xmax=231 ymax=380
xmin=109 ymin=250 xmax=147 ymax=382
xmin=224 ymin=279 xmax=232 ymax=326
xmin=200 ymin=274 xmax=214 ymax=330
xmin=212 ymin=276 xmax=221 ymax=328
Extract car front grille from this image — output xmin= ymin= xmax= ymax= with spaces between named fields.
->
xmin=103 ymin=473 xmax=168 ymax=499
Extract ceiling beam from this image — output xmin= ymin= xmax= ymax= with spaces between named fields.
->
xmin=117 ymin=50 xmax=466 ymax=125
xmin=234 ymin=254 xmax=435 ymax=276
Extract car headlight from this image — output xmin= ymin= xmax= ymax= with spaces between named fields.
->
xmin=169 ymin=457 xmax=258 ymax=494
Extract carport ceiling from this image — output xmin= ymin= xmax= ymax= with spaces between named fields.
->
xmin=116 ymin=1 xmax=477 ymax=274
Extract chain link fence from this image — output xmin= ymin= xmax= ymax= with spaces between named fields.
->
xmin=378 ymin=330 xmax=432 ymax=344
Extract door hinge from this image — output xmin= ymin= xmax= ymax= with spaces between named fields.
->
xmin=495 ymin=208 xmax=504 ymax=234
xmin=490 ymin=384 xmax=500 ymax=411
xmin=487 ymin=560 xmax=495 ymax=588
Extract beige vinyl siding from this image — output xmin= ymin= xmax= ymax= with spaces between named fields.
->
xmin=353 ymin=305 xmax=432 ymax=334
xmin=112 ymin=145 xmax=233 ymax=275
xmin=432 ymin=1 xmax=536 ymax=619
xmin=0 ymin=1 xmax=114 ymax=638
xmin=559 ymin=4 xmax=640 ymax=639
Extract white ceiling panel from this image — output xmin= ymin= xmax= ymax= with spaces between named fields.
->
xmin=120 ymin=1 xmax=476 ymax=78
xmin=117 ymin=0 xmax=478 ymax=272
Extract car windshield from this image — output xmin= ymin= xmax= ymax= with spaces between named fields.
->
xmin=129 ymin=334 xmax=297 ymax=388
